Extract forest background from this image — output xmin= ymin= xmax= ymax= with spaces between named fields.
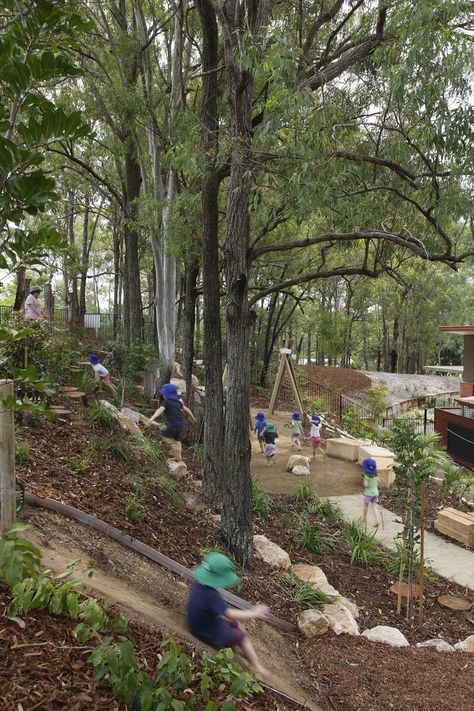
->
xmin=1 ymin=0 xmax=473 ymax=561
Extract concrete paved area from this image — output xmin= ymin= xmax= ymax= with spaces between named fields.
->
xmin=251 ymin=409 xmax=363 ymax=496
xmin=328 ymin=494 xmax=474 ymax=591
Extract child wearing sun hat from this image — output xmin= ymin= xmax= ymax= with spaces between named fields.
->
xmin=254 ymin=412 xmax=267 ymax=453
xmin=87 ymin=354 xmax=116 ymax=396
xmin=262 ymin=422 xmax=278 ymax=466
xmin=361 ymin=457 xmax=381 ymax=528
xmin=307 ymin=414 xmax=323 ymax=459
xmin=290 ymin=411 xmax=303 ymax=451
xmin=186 ymin=552 xmax=270 ymax=677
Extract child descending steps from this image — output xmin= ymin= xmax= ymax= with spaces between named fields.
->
xmin=186 ymin=552 xmax=270 ymax=678
xmin=307 ymin=414 xmax=323 ymax=459
xmin=87 ymin=354 xmax=116 ymax=396
xmin=146 ymin=383 xmax=196 ymax=458
xmin=254 ymin=412 xmax=267 ymax=453
xmin=290 ymin=411 xmax=303 ymax=451
xmin=361 ymin=457 xmax=382 ymax=528
xmin=263 ymin=422 xmax=278 ymax=466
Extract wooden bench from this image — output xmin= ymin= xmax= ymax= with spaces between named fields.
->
xmin=434 ymin=507 xmax=474 ymax=546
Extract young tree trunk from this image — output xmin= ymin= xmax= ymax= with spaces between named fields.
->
xmin=79 ymin=199 xmax=89 ymax=326
xmin=182 ymin=257 xmax=199 ymax=407
xmin=196 ymin=0 xmax=225 ymax=504
xmin=112 ymin=214 xmax=121 ymax=340
xmin=13 ymin=268 xmax=27 ymax=311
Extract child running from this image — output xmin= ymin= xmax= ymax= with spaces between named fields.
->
xmin=307 ymin=414 xmax=323 ymax=458
xmin=361 ymin=457 xmax=382 ymax=528
xmin=263 ymin=422 xmax=278 ymax=466
xmin=87 ymin=354 xmax=116 ymax=396
xmin=147 ymin=383 xmax=196 ymax=446
xmin=290 ymin=411 xmax=303 ymax=451
xmin=254 ymin=412 xmax=267 ymax=453
xmin=186 ymin=552 xmax=270 ymax=677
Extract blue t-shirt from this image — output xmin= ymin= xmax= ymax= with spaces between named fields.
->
xmin=255 ymin=419 xmax=267 ymax=434
xmin=186 ymin=582 xmax=228 ymax=644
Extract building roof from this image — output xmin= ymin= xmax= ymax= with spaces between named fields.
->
xmin=440 ymin=325 xmax=474 ymax=335
xmin=456 ymin=397 xmax=474 ymax=407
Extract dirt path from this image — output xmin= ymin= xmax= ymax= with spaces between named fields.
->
xmin=251 ymin=409 xmax=362 ymax=496
xmin=26 ymin=508 xmax=322 ymax=711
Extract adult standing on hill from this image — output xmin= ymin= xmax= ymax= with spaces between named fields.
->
xmin=24 ymin=286 xmax=43 ymax=320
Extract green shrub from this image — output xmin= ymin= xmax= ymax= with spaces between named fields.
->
xmin=155 ymin=476 xmax=183 ymax=505
xmin=130 ymin=435 xmax=165 ymax=471
xmin=252 ymin=478 xmax=269 ymax=520
xmin=188 ymin=442 xmax=204 ymax=461
xmin=306 ymin=496 xmax=342 ymax=523
xmin=70 ymin=455 xmax=91 ymax=475
xmin=441 ymin=461 xmax=474 ymax=500
xmin=296 ymin=481 xmax=313 ymax=504
xmin=295 ymin=515 xmax=340 ymax=554
xmin=127 ymin=477 xmax=143 ymax=497
xmin=343 ymin=521 xmax=386 ymax=565
xmin=72 ymin=369 xmax=96 ymax=394
xmin=294 ymin=581 xmax=333 ymax=608
xmin=91 ymin=436 xmax=131 ymax=462
xmin=15 ymin=436 xmax=29 ymax=464
xmin=125 ymin=497 xmax=144 ymax=524
xmin=81 ymin=401 xmax=117 ymax=430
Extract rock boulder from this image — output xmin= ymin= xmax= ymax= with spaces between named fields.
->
xmin=362 ymin=625 xmax=409 ymax=648
xmin=292 ymin=465 xmax=311 ymax=476
xmin=253 ymin=535 xmax=291 ymax=570
xmin=298 ymin=610 xmax=329 ymax=637
xmin=416 ymin=639 xmax=454 ymax=652
xmin=454 ymin=635 xmax=474 ymax=653
xmin=322 ymin=603 xmax=359 ymax=636
xmin=286 ymin=455 xmax=311 ymax=471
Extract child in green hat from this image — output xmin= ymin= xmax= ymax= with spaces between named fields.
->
xmin=263 ymin=422 xmax=278 ymax=466
xmin=186 ymin=552 xmax=270 ymax=677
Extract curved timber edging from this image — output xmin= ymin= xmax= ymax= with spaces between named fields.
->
xmin=25 ymin=492 xmax=297 ymax=634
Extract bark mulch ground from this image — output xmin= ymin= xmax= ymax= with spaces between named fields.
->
xmin=15 ymin=413 xmax=474 ymax=710
xmin=380 ymin=480 xmax=473 ymax=550
xmin=299 ymin=366 xmax=371 ymax=398
xmin=302 ymin=633 xmax=474 ymax=711
xmin=0 ymin=582 xmax=294 ymax=711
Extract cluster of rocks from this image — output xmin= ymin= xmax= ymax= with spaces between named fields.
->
xmin=286 ymin=454 xmax=311 ymax=477
xmin=252 ymin=533 xmax=474 ymax=653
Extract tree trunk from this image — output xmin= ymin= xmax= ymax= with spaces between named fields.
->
xmin=124 ymin=146 xmax=143 ymax=341
xmin=390 ymin=315 xmax=399 ymax=373
xmin=307 ymin=332 xmax=311 ymax=366
xmin=196 ymin=0 xmax=225 ymax=505
xmin=112 ymin=214 xmax=121 ymax=340
xmin=79 ymin=199 xmax=89 ymax=326
xmin=220 ymin=40 xmax=254 ymax=566
xmin=13 ymin=268 xmax=27 ymax=311
xmin=182 ymin=257 xmax=199 ymax=408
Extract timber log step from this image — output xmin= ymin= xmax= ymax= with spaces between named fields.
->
xmin=434 ymin=507 xmax=474 ymax=546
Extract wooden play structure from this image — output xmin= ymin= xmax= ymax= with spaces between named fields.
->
xmin=268 ymin=340 xmax=304 ymax=415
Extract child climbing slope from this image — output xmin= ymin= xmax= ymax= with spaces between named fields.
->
xmin=146 ymin=383 xmax=196 ymax=447
xmin=186 ymin=552 xmax=270 ymax=677
xmin=361 ymin=457 xmax=382 ymax=528
xmin=290 ymin=411 xmax=303 ymax=451
xmin=254 ymin=412 xmax=267 ymax=453
xmin=87 ymin=354 xmax=116 ymax=396
xmin=263 ymin=422 xmax=278 ymax=466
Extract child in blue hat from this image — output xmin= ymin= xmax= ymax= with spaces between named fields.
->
xmin=186 ymin=552 xmax=270 ymax=677
xmin=307 ymin=414 xmax=323 ymax=459
xmin=361 ymin=458 xmax=381 ymax=528
xmin=290 ymin=411 xmax=303 ymax=451
xmin=147 ymin=383 xmax=196 ymax=441
xmin=254 ymin=412 xmax=267 ymax=453
xmin=87 ymin=354 xmax=116 ymax=396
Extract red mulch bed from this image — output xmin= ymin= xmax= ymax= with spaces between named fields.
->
xmin=0 ymin=582 xmax=294 ymax=711
xmin=300 ymin=366 xmax=371 ymax=397
xmin=380 ymin=480 xmax=473 ymax=550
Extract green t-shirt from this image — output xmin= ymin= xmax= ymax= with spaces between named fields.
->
xmin=363 ymin=474 xmax=379 ymax=497
xmin=292 ymin=419 xmax=303 ymax=435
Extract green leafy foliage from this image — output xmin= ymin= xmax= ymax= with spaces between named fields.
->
xmin=295 ymin=515 xmax=341 ymax=554
xmin=252 ymin=478 xmax=269 ymax=520
xmin=343 ymin=522 xmax=386 ymax=566
xmin=14 ymin=435 xmax=29 ymax=464
xmin=81 ymin=401 xmax=117 ymax=430
xmin=154 ymin=476 xmax=183 ymax=505
xmin=91 ymin=435 xmax=131 ymax=462
xmin=296 ymin=481 xmax=313 ymax=503
xmin=125 ymin=497 xmax=145 ymax=524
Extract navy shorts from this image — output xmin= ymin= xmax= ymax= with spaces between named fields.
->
xmin=162 ymin=427 xmax=182 ymax=441
xmin=210 ymin=620 xmax=246 ymax=649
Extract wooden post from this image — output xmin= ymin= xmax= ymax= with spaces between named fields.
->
xmin=285 ymin=356 xmax=304 ymax=414
xmin=418 ymin=481 xmax=426 ymax=627
xmin=268 ymin=340 xmax=291 ymax=414
xmin=0 ymin=380 xmax=16 ymax=534
xmin=43 ymin=283 xmax=53 ymax=326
